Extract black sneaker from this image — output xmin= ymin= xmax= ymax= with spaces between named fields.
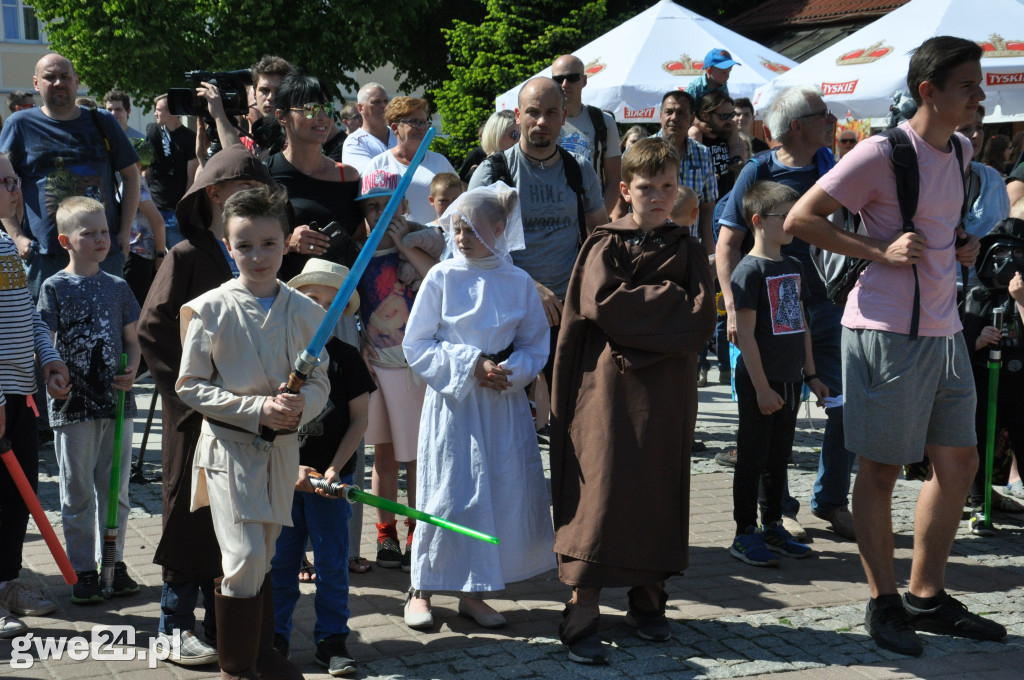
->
xmin=273 ymin=633 xmax=289 ymax=659
xmin=112 ymin=562 xmax=139 ymax=596
xmin=315 ymin=634 xmax=356 ymax=677
xmin=376 ymin=536 xmax=402 ymax=569
xmin=969 ymin=507 xmax=996 ymax=537
xmin=401 ymin=543 xmax=412 ymax=573
xmin=865 ymin=596 xmax=922 ymax=656
xmin=903 ymin=591 xmax=1007 ymax=641
xmin=71 ymin=571 xmax=104 ymax=605
xmin=625 ymin=610 xmax=671 ymax=642
xmin=566 ymin=632 xmax=606 ymax=664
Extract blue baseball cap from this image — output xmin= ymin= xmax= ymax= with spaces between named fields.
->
xmin=704 ymin=48 xmax=739 ymax=70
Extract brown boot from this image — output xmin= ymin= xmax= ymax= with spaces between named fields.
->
xmin=214 ymin=587 xmax=261 ymax=680
xmin=257 ymin=573 xmax=303 ymax=680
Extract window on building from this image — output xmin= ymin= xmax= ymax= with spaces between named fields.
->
xmin=2 ymin=1 xmax=42 ymax=42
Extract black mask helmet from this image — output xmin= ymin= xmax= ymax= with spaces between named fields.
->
xmin=977 ymin=217 xmax=1024 ymax=288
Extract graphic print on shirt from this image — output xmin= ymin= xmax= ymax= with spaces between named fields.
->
xmin=767 ymin=273 xmax=804 ymax=335
xmin=358 ymin=251 xmax=414 ymax=349
xmin=558 ymin=131 xmax=593 ymax=163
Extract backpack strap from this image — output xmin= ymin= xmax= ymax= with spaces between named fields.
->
xmin=882 ymin=127 xmax=923 ymax=339
xmin=586 ymin=105 xmax=607 ymax=185
xmin=557 ymin=146 xmax=588 ymax=245
xmin=487 ymin=150 xmax=515 ymax=189
xmin=88 ymin=108 xmax=123 ymax=219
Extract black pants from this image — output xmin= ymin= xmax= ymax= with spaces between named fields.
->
xmin=733 ymin=367 xmax=800 ymax=534
xmin=122 ymin=252 xmax=156 ymax=308
xmin=0 ymin=395 xmax=41 ymax=581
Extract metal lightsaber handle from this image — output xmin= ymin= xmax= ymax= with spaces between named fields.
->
xmin=308 ymin=475 xmax=499 ymax=545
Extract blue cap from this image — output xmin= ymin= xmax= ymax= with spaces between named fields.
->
xmin=704 ymin=48 xmax=739 ymax=70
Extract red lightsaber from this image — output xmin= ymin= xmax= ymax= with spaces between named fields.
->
xmin=0 ymin=436 xmax=77 ymax=585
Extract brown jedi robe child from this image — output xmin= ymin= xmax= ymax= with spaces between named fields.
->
xmin=549 ymin=214 xmax=715 ymax=645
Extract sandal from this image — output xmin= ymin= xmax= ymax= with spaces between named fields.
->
xmin=298 ymin=557 xmax=316 ymax=583
xmin=348 ymin=556 xmax=372 ymax=574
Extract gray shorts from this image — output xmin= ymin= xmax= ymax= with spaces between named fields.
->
xmin=842 ymin=328 xmax=977 ymax=465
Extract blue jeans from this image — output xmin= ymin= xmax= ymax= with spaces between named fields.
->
xmin=159 ymin=208 xmax=183 ymax=249
xmin=806 ymin=298 xmax=856 ymax=514
xmin=159 ymin=580 xmax=217 ymax=636
xmin=272 ymin=474 xmax=353 ymax=643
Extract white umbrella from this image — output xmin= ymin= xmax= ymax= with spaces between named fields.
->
xmin=494 ymin=0 xmax=796 ymax=123
xmin=752 ymin=0 xmax=1024 ymax=122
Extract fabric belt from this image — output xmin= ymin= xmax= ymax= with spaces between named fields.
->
xmin=205 ymin=416 xmax=296 ymax=438
xmin=483 ymin=343 xmax=514 ymax=365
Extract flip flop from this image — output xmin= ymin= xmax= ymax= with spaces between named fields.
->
xmin=348 ymin=556 xmax=372 ymax=574
xmin=298 ymin=557 xmax=315 ymax=582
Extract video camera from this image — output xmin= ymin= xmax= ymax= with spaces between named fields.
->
xmin=166 ymin=69 xmax=251 ymax=118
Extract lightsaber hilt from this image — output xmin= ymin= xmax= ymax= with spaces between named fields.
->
xmin=989 ymin=307 xmax=1004 ymax=363
xmin=101 ymin=529 xmax=118 ymax=598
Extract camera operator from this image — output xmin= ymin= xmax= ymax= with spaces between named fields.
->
xmin=146 ymin=94 xmax=198 ymax=248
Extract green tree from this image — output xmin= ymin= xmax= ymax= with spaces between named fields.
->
xmin=432 ymin=0 xmax=608 ymax=163
xmin=28 ymin=0 xmax=435 ymax=108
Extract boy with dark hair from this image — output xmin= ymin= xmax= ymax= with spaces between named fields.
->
xmin=38 ymin=196 xmax=141 ymax=604
xmin=177 ymin=184 xmax=330 ymax=680
xmin=728 ymin=181 xmax=827 ymax=567
xmin=787 ymin=35 xmax=1006 ymax=656
xmin=550 ymin=137 xmax=715 ymax=664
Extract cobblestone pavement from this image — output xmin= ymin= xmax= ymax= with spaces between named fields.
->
xmin=3 ymin=370 xmax=1022 ymax=679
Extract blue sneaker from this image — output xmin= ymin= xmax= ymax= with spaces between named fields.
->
xmin=762 ymin=521 xmax=813 ymax=558
xmin=729 ymin=527 xmax=779 ymax=567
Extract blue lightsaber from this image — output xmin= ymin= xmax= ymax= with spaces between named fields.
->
xmin=262 ymin=127 xmax=437 ymax=440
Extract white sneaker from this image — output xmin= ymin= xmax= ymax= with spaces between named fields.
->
xmin=1006 ymin=480 xmax=1024 ymax=500
xmin=154 ymin=630 xmax=219 ymax=666
xmin=0 ymin=580 xmax=57 ymax=617
xmin=781 ymin=515 xmax=809 ymax=542
xmin=0 ymin=601 xmax=28 ymax=639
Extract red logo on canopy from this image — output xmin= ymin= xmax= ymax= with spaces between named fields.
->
xmin=760 ymin=57 xmax=790 ymax=74
xmin=978 ymin=34 xmax=1024 ymax=57
xmin=987 ymin=72 xmax=1024 ymax=85
xmin=821 ymin=80 xmax=859 ymax=95
xmin=663 ymin=54 xmax=703 ymax=76
xmin=584 ymin=59 xmax=605 ymax=76
xmin=836 ymin=42 xmax=892 ymax=66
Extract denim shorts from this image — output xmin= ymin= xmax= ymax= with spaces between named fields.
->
xmin=842 ymin=328 xmax=976 ymax=464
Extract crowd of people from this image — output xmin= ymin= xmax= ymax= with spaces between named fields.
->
xmin=0 ymin=34 xmax=1021 ymax=678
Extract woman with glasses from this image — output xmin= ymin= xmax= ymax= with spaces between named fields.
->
xmin=363 ymin=97 xmax=457 ymax=225
xmin=458 ymin=111 xmax=519 ymax=185
xmin=267 ymin=72 xmax=362 ymax=281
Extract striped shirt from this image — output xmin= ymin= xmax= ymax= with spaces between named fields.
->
xmin=0 ymin=234 xmax=61 ymax=406
xmin=652 ymin=131 xmax=719 ymax=205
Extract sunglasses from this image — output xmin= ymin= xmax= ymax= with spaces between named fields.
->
xmin=507 ymin=128 xmax=521 ymax=140
xmin=839 ymin=138 xmax=857 ymax=144
xmin=762 ymin=212 xmax=789 ymax=219
xmin=713 ymin=111 xmax=737 ymax=122
xmin=1 ymin=176 xmax=21 ymax=193
xmin=552 ymin=73 xmax=584 ymax=85
xmin=290 ymin=102 xmax=334 ymax=119
xmin=400 ymin=118 xmax=431 ymax=130
xmin=798 ymin=108 xmax=832 ymax=120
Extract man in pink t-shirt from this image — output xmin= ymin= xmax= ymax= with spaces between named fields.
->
xmin=787 ymin=36 xmax=1006 ymax=657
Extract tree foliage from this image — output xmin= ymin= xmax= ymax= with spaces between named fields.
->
xmin=29 ymin=0 xmax=437 ymax=109
xmin=432 ymin=0 xmax=609 ymax=163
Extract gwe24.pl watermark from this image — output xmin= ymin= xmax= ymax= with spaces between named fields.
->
xmin=9 ymin=625 xmax=182 ymax=669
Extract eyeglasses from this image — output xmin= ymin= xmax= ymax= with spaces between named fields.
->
xmin=1 ymin=176 xmax=21 ymax=193
xmin=400 ymin=118 xmax=431 ymax=130
xmin=290 ymin=102 xmax=334 ymax=119
xmin=798 ymin=108 xmax=832 ymax=120
xmin=507 ymin=129 xmax=521 ymax=140
xmin=713 ymin=111 xmax=737 ymax=122
xmin=367 ymin=98 xmax=388 ymax=107
xmin=552 ymin=73 xmax=584 ymax=85
xmin=762 ymin=212 xmax=789 ymax=219
xmin=343 ymin=113 xmax=362 ymax=122
xmin=838 ymin=137 xmax=857 ymax=144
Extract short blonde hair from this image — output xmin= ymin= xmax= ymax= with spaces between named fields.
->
xmin=429 ymin=172 xmax=461 ymax=196
xmin=673 ymin=185 xmax=698 ymax=214
xmin=56 ymin=196 xmax=105 ymax=236
xmin=481 ymin=110 xmax=516 ymax=155
xmin=384 ymin=96 xmax=428 ymax=126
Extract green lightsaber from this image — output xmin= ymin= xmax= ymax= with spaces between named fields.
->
xmin=308 ymin=476 xmax=499 ymax=544
xmin=101 ymin=353 xmax=128 ymax=597
xmin=983 ymin=307 xmax=1004 ymax=529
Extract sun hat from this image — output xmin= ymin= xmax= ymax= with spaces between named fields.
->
xmin=286 ymin=258 xmax=360 ymax=315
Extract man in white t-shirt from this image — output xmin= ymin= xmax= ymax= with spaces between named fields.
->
xmin=343 ymin=82 xmax=397 ymax=174
xmin=551 ymin=55 xmax=621 ymax=216
xmin=364 ymin=96 xmax=455 ymax=225
xmin=787 ymin=36 xmax=1004 ymax=657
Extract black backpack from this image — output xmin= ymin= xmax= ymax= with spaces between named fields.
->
xmin=809 ymin=128 xmax=967 ymax=340
xmin=487 ymin=146 xmax=588 ymax=245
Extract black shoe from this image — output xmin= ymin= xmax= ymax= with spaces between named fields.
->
xmin=969 ymin=507 xmax=996 ymax=537
xmin=273 ymin=633 xmax=289 ymax=659
xmin=903 ymin=591 xmax=1006 ymax=641
xmin=315 ymin=634 xmax=356 ymax=677
xmin=401 ymin=542 xmax=412 ymax=573
xmin=566 ymin=632 xmax=606 ymax=664
xmin=71 ymin=570 xmax=104 ymax=605
xmin=865 ymin=596 xmax=923 ymax=656
xmin=112 ymin=561 xmax=139 ymax=596
xmin=625 ymin=610 xmax=671 ymax=642
xmin=376 ymin=536 xmax=402 ymax=569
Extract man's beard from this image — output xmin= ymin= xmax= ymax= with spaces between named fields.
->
xmin=529 ymin=134 xmax=552 ymax=148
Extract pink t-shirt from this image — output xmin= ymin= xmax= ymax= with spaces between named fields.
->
xmin=817 ymin=122 xmax=968 ymax=336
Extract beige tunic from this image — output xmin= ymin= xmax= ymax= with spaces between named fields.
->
xmin=176 ymin=279 xmax=330 ymax=525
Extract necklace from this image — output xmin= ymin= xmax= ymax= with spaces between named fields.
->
xmin=522 ymin=148 xmax=558 ymax=168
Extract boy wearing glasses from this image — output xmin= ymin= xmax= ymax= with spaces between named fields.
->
xmin=727 ymin=181 xmax=826 ymax=568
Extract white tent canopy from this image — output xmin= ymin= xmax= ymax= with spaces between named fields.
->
xmin=494 ymin=0 xmax=796 ymax=124
xmin=752 ymin=0 xmax=1024 ymax=122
